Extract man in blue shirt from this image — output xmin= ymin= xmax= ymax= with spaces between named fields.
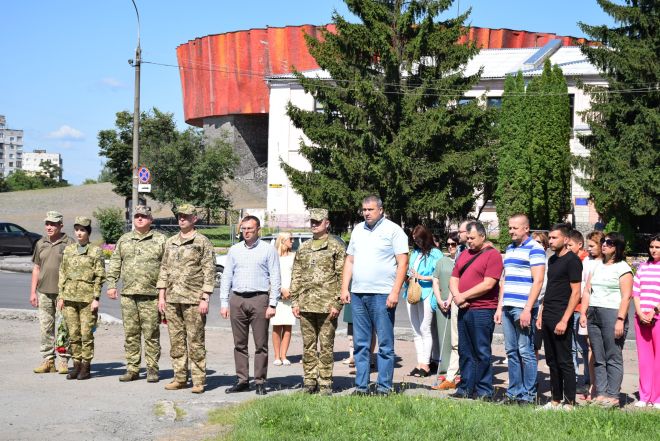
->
xmin=220 ymin=215 xmax=281 ymax=396
xmin=495 ymin=214 xmax=546 ymax=404
xmin=340 ymin=195 xmax=409 ymax=396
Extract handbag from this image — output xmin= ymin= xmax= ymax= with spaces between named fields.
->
xmin=407 ymin=253 xmax=423 ymax=305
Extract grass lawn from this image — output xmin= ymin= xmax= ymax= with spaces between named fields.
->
xmin=207 ymin=394 xmax=660 ymax=441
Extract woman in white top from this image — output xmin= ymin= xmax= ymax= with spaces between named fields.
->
xmin=580 ymin=232 xmax=633 ymax=407
xmin=272 ymin=232 xmax=296 ymax=366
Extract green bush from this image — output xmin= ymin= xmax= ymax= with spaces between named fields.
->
xmin=93 ymin=207 xmax=125 ymax=244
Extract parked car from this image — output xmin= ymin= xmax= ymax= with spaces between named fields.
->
xmin=0 ymin=222 xmax=41 ymax=255
xmin=214 ymin=233 xmax=346 ymax=284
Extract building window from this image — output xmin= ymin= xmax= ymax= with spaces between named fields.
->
xmin=486 ymin=97 xmax=502 ymax=109
xmin=313 ymin=99 xmax=324 ymax=113
xmin=9 ymin=162 xmax=13 ymax=167
xmin=458 ymin=97 xmax=475 ymax=106
xmin=9 ymin=154 xmax=13 ymax=159
xmin=568 ymin=94 xmax=575 ymax=128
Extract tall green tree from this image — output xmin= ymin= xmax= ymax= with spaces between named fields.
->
xmin=576 ymin=0 xmax=659 ymax=232
xmin=495 ymin=60 xmax=571 ymax=242
xmin=282 ymin=0 xmax=494 ymax=230
xmin=98 ymin=108 xmax=238 ymax=214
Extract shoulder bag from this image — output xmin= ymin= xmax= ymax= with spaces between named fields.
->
xmin=407 ymin=253 xmax=424 ymax=304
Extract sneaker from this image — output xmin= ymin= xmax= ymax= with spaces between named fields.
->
xmin=273 ymin=359 xmax=283 ymax=366
xmin=652 ymin=403 xmax=660 ymax=410
xmin=33 ymin=359 xmax=56 ymax=374
xmin=341 ymin=357 xmax=354 ymax=365
xmin=351 ymin=389 xmax=368 ymax=396
xmin=634 ymin=401 xmax=649 ymax=408
xmin=561 ymin=403 xmax=575 ymax=411
xmin=537 ymin=401 xmax=561 ymax=411
xmin=431 ymin=380 xmax=457 ymax=391
xmin=57 ymin=359 xmax=69 ymax=375
xmin=282 ymin=359 xmax=291 ymax=366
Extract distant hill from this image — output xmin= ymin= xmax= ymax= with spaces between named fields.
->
xmin=0 ymin=181 xmax=265 ymax=241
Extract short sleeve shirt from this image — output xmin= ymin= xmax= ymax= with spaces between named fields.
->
xmin=451 ymin=247 xmax=503 ymax=309
xmin=502 ymin=237 xmax=546 ymax=308
xmin=543 ymin=251 xmax=582 ymax=317
xmin=589 ymin=260 xmax=632 ymax=309
xmin=32 ymin=233 xmax=75 ymax=294
xmin=347 ymin=217 xmax=409 ymax=294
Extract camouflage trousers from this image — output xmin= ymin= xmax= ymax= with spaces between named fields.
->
xmin=120 ymin=295 xmax=161 ymax=373
xmin=37 ymin=291 xmax=70 ymax=360
xmin=300 ymin=311 xmax=337 ymax=389
xmin=165 ymin=303 xmax=206 ymax=386
xmin=62 ymin=300 xmax=98 ymax=362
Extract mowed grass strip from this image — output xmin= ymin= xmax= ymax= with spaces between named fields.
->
xmin=207 ymin=394 xmax=660 ymax=441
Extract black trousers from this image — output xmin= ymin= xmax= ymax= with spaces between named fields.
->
xmin=542 ymin=314 xmax=576 ymax=403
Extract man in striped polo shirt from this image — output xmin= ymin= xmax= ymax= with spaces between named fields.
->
xmin=495 ymin=214 xmax=546 ymax=404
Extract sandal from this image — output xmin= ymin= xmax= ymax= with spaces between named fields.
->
xmin=408 ymin=368 xmax=421 ymax=377
xmin=418 ymin=368 xmax=431 ymax=378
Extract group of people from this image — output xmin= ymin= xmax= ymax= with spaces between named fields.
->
xmin=29 ymin=199 xmax=660 ymax=408
xmin=403 ymin=213 xmax=660 ymax=410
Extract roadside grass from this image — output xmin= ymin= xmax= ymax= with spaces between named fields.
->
xmin=207 ymin=393 xmax=659 ymax=441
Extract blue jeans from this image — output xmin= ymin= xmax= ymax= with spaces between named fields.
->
xmin=352 ymin=293 xmax=396 ymax=393
xmin=571 ymin=312 xmax=590 ymax=385
xmin=502 ymin=306 xmax=538 ymax=402
xmin=457 ymin=308 xmax=495 ymax=398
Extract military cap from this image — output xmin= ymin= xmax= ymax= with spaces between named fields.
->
xmin=134 ymin=205 xmax=152 ymax=216
xmin=73 ymin=216 xmax=92 ymax=227
xmin=309 ymin=208 xmax=328 ymax=221
xmin=176 ymin=203 xmax=197 ymax=215
xmin=44 ymin=211 xmax=63 ymax=223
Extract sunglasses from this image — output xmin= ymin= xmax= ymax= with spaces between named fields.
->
xmin=600 ymin=238 xmax=616 ymax=247
xmin=446 ymin=242 xmax=457 ymax=247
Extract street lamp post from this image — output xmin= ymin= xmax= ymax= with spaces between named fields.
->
xmin=129 ymin=0 xmax=141 ymax=223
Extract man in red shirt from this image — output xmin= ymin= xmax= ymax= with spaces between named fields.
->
xmin=449 ymin=221 xmax=503 ymax=400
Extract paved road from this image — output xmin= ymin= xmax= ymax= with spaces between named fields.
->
xmin=1 ymin=269 xmax=638 ymax=341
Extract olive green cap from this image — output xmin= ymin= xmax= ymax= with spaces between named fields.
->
xmin=176 ymin=203 xmax=197 ymax=215
xmin=309 ymin=208 xmax=328 ymax=221
xmin=134 ymin=205 xmax=152 ymax=216
xmin=44 ymin=211 xmax=63 ymax=223
xmin=74 ymin=216 xmax=91 ymax=227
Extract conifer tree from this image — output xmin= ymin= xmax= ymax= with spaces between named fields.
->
xmin=577 ymin=0 xmax=659 ymax=232
xmin=282 ymin=0 xmax=494 ymax=229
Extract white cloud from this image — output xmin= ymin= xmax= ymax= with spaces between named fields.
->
xmin=47 ymin=125 xmax=85 ymax=141
xmin=99 ymin=77 xmax=127 ymax=89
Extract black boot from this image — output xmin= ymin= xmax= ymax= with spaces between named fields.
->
xmin=67 ymin=361 xmax=81 ymax=380
xmin=77 ymin=361 xmax=91 ymax=380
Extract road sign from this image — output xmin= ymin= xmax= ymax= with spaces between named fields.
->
xmin=138 ymin=166 xmax=152 ymax=184
xmin=138 ymin=183 xmax=152 ymax=193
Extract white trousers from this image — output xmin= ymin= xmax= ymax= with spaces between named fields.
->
xmin=407 ymin=296 xmax=434 ymax=364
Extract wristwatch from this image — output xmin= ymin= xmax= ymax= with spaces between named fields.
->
xmin=616 ymin=316 xmax=625 ymax=321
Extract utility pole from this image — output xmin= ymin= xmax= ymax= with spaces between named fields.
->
xmin=129 ymin=0 xmax=141 ymax=223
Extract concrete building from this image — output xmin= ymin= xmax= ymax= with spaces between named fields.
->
xmin=176 ymin=26 xmax=588 ymax=207
xmin=22 ymin=149 xmax=63 ymax=181
xmin=265 ymin=42 xmax=603 ymax=232
xmin=0 ymin=115 xmax=24 ymax=178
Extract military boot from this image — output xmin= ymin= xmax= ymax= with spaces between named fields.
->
xmin=191 ymin=384 xmax=205 ymax=394
xmin=146 ymin=368 xmax=159 ymax=383
xmin=33 ymin=359 xmax=56 ymax=374
xmin=57 ymin=358 xmax=69 ymax=375
xmin=67 ymin=361 xmax=81 ymax=380
xmin=119 ymin=370 xmax=139 ymax=382
xmin=77 ymin=361 xmax=91 ymax=380
xmin=164 ymin=380 xmax=186 ymax=390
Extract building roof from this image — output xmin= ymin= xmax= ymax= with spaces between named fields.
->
xmin=177 ymin=25 xmax=591 ymax=125
xmin=267 ymin=46 xmax=601 ymax=82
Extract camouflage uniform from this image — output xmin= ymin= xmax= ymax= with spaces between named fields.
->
xmin=107 ymin=217 xmax=166 ymax=374
xmin=290 ymin=210 xmax=346 ymax=392
xmin=156 ymin=208 xmax=215 ymax=387
xmin=58 ymin=223 xmax=106 ymax=362
xmin=32 ymin=214 xmax=75 ymax=362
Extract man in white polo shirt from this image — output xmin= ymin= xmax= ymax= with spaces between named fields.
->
xmin=341 ymin=195 xmax=409 ymax=396
xmin=495 ymin=213 xmax=546 ymax=404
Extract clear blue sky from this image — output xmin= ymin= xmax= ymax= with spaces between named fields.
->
xmin=0 ymin=0 xmax=616 ymax=184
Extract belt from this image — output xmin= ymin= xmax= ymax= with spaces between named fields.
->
xmin=233 ymin=291 xmax=268 ymax=297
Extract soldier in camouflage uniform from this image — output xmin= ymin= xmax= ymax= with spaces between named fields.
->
xmin=290 ymin=208 xmax=346 ymax=395
xmin=157 ymin=204 xmax=216 ymax=394
xmin=57 ymin=216 xmax=106 ymax=380
xmin=107 ymin=205 xmax=166 ymax=383
xmin=31 ymin=211 xmax=75 ymax=374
